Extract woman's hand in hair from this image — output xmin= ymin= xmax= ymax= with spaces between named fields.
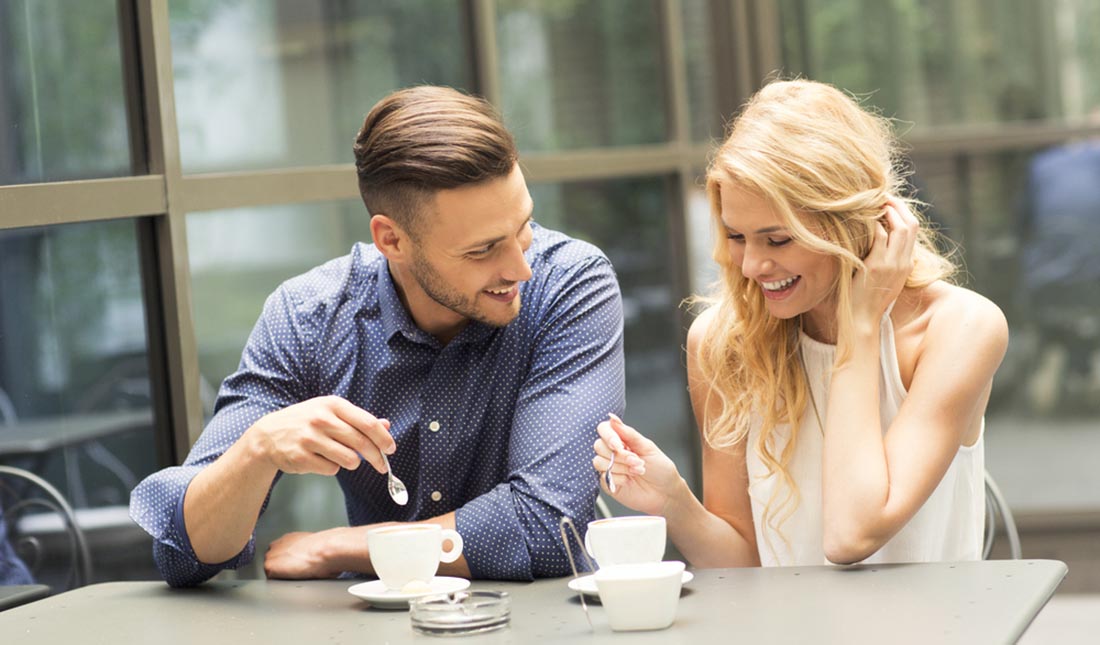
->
xmin=850 ymin=195 xmax=919 ymax=330
xmin=593 ymin=414 xmax=685 ymax=517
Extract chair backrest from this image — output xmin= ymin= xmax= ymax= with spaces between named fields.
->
xmin=983 ymin=469 xmax=1022 ymax=559
xmin=0 ymin=465 xmax=92 ymax=590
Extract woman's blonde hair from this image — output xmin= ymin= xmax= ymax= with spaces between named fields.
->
xmin=696 ymin=79 xmax=955 ymax=545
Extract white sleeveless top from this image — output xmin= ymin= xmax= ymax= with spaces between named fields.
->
xmin=746 ymin=311 xmax=985 ymax=566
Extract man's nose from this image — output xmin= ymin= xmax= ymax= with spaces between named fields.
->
xmin=503 ymin=240 xmax=533 ymax=283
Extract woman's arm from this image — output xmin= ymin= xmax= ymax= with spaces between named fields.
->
xmin=595 ymin=308 xmax=759 ymax=567
xmin=669 ymin=308 xmax=760 ymax=566
xmin=822 ymin=205 xmax=1008 ymax=563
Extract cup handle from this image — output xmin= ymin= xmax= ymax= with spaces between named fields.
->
xmin=584 ymin=530 xmax=594 ymax=560
xmin=440 ymin=528 xmax=463 ymax=564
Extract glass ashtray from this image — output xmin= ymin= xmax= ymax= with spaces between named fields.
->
xmin=409 ymin=590 xmax=511 ymax=636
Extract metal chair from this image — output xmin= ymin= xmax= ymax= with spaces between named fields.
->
xmin=983 ymin=469 xmax=1022 ymax=560
xmin=0 ymin=465 xmax=93 ymax=590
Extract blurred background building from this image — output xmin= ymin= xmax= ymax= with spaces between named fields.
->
xmin=1 ymin=0 xmax=1099 ymax=593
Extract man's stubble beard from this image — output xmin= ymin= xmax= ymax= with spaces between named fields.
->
xmin=409 ymin=250 xmax=519 ymax=328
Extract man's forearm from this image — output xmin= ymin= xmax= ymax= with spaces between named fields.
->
xmin=184 ymin=430 xmax=279 ymax=564
xmin=297 ymin=512 xmax=472 ymax=579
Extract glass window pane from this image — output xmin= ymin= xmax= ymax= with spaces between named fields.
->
xmin=187 ymin=200 xmax=371 ymax=576
xmin=911 ymin=142 xmax=1100 ymax=514
xmin=188 ymin=201 xmax=372 ymax=386
xmin=777 ymin=0 xmax=1100 ymax=128
xmin=169 ymin=0 xmax=474 ymax=173
xmin=0 ymin=0 xmax=132 ymax=184
xmin=685 ymin=168 xmax=719 ymax=294
xmin=681 ymin=0 xmax=722 ymax=143
xmin=530 ymin=176 xmax=695 ymax=486
xmin=496 ymin=0 xmax=668 ymax=151
xmin=0 ymin=220 xmax=158 ymax=586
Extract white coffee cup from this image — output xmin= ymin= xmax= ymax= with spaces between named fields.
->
xmin=367 ymin=524 xmax=463 ymax=591
xmin=594 ymin=560 xmax=685 ymax=631
xmin=585 ymin=515 xmax=666 ymax=568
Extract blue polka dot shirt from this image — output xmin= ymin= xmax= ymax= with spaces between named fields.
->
xmin=1 ymin=502 xmax=34 ymax=585
xmin=129 ymin=223 xmax=625 ymax=587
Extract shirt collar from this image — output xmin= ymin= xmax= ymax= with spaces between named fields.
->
xmin=377 ymin=259 xmax=426 ymax=344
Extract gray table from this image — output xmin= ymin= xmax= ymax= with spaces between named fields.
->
xmin=0 ymin=560 xmax=1066 ymax=644
xmin=0 ymin=408 xmax=153 ymax=511
xmin=0 ymin=408 xmax=153 ymax=456
xmin=0 ymin=584 xmax=50 ymax=611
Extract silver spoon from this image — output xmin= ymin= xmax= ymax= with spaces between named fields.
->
xmin=378 ymin=451 xmax=409 ymax=506
xmin=604 ymin=449 xmax=617 ymax=494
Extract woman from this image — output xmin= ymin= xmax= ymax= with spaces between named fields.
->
xmin=595 ymin=79 xmax=1007 ymax=566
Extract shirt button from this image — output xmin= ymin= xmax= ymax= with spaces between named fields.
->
xmin=431 ymin=491 xmax=443 ymax=502
xmin=429 ymin=420 xmax=441 ymax=432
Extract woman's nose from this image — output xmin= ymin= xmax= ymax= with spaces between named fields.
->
xmin=740 ymin=246 xmax=774 ymax=279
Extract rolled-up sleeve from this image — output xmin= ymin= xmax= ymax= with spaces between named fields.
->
xmin=132 ymin=467 xmax=257 ymax=587
xmin=456 ymin=257 xmax=625 ymax=579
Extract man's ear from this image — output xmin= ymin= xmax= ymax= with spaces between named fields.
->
xmin=370 ymin=214 xmax=411 ymax=261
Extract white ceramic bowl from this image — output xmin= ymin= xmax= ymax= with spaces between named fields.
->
xmin=593 ymin=560 xmax=685 ymax=631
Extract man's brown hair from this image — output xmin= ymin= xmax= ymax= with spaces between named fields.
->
xmin=353 ymin=86 xmax=518 ymax=238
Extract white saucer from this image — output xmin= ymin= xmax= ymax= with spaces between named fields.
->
xmin=567 ymin=570 xmax=694 ymax=597
xmin=348 ymin=576 xmax=471 ymax=609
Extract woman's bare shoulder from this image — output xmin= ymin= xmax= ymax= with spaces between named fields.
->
xmin=912 ymin=281 xmax=1009 ymax=355
xmin=687 ymin=304 xmax=718 ymax=350
xmin=687 ymin=301 xmax=737 ymax=354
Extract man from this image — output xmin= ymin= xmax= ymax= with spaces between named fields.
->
xmin=1 ymin=501 xmax=35 ymax=585
xmin=129 ymin=86 xmax=624 ymax=587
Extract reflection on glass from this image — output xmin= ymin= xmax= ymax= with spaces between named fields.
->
xmin=681 ymin=0 xmax=722 ymax=142
xmin=0 ymin=220 xmax=157 ymax=585
xmin=530 ymin=176 xmax=693 ymax=481
xmin=952 ymin=143 xmax=1100 ymax=419
xmin=684 ymin=169 xmax=718 ymax=294
xmin=496 ymin=0 xmax=668 ymax=151
xmin=188 ymin=200 xmax=372 ymax=385
xmin=0 ymin=0 xmax=131 ymax=184
xmin=907 ymin=156 xmax=966 ymax=245
xmin=169 ymin=0 xmax=474 ymax=172
xmin=906 ymin=142 xmax=1100 ymax=513
xmin=187 ymin=200 xmax=373 ymax=576
xmin=777 ymin=0 xmax=1100 ymax=128
xmin=1015 ymin=142 xmax=1100 ymax=419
